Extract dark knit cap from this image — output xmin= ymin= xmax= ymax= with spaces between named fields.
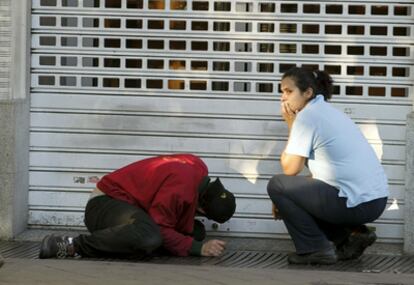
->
xmin=201 ymin=178 xmax=236 ymax=223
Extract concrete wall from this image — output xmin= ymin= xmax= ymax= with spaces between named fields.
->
xmin=0 ymin=0 xmax=30 ymax=239
xmin=405 ymin=112 xmax=414 ymax=254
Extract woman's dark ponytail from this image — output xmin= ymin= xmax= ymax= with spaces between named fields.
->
xmin=314 ymin=70 xmax=333 ymax=101
xmin=282 ymin=67 xmax=334 ymax=101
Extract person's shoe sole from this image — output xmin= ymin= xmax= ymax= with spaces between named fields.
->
xmin=38 ymin=234 xmax=54 ymax=259
xmin=288 ymin=249 xmax=338 ymax=265
xmin=289 ymin=257 xmax=337 ymax=265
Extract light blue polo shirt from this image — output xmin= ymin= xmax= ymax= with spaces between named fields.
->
xmin=285 ymin=95 xmax=389 ymax=207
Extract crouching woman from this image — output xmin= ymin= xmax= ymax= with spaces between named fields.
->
xmin=267 ymin=67 xmax=389 ymax=265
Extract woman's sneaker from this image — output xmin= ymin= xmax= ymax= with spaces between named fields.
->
xmin=39 ymin=235 xmax=76 ymax=259
xmin=337 ymin=226 xmax=377 ymax=261
xmin=288 ymin=246 xmax=337 ymax=265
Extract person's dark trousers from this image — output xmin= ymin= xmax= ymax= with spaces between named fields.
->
xmin=267 ymin=175 xmax=387 ymax=254
xmin=74 ymin=195 xmax=162 ymax=258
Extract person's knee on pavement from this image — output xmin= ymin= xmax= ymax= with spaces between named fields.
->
xmin=130 ymin=221 xmax=163 ymax=254
xmin=139 ymin=233 xmax=163 ymax=254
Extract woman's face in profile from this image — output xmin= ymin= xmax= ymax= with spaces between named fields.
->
xmin=280 ymin=77 xmax=312 ymax=113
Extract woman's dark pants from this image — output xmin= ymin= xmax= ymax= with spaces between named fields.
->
xmin=267 ymin=175 xmax=387 ymax=254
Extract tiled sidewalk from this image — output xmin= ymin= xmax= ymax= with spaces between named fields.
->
xmin=1 ymin=240 xmax=414 ymax=274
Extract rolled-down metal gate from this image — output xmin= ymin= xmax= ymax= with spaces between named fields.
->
xmin=30 ymin=0 xmax=414 ymax=244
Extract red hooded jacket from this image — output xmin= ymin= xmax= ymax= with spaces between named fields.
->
xmin=96 ymin=154 xmax=208 ymax=256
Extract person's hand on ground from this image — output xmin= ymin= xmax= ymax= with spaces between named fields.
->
xmin=201 ymin=239 xmax=226 ymax=256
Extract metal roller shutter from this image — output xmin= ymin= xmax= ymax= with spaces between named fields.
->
xmin=30 ymin=0 xmax=414 ymax=244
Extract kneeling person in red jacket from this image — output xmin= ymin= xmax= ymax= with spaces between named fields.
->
xmin=39 ymin=154 xmax=236 ymax=258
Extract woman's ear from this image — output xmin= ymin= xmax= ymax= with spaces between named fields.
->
xmin=304 ymin=87 xmax=314 ymax=100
